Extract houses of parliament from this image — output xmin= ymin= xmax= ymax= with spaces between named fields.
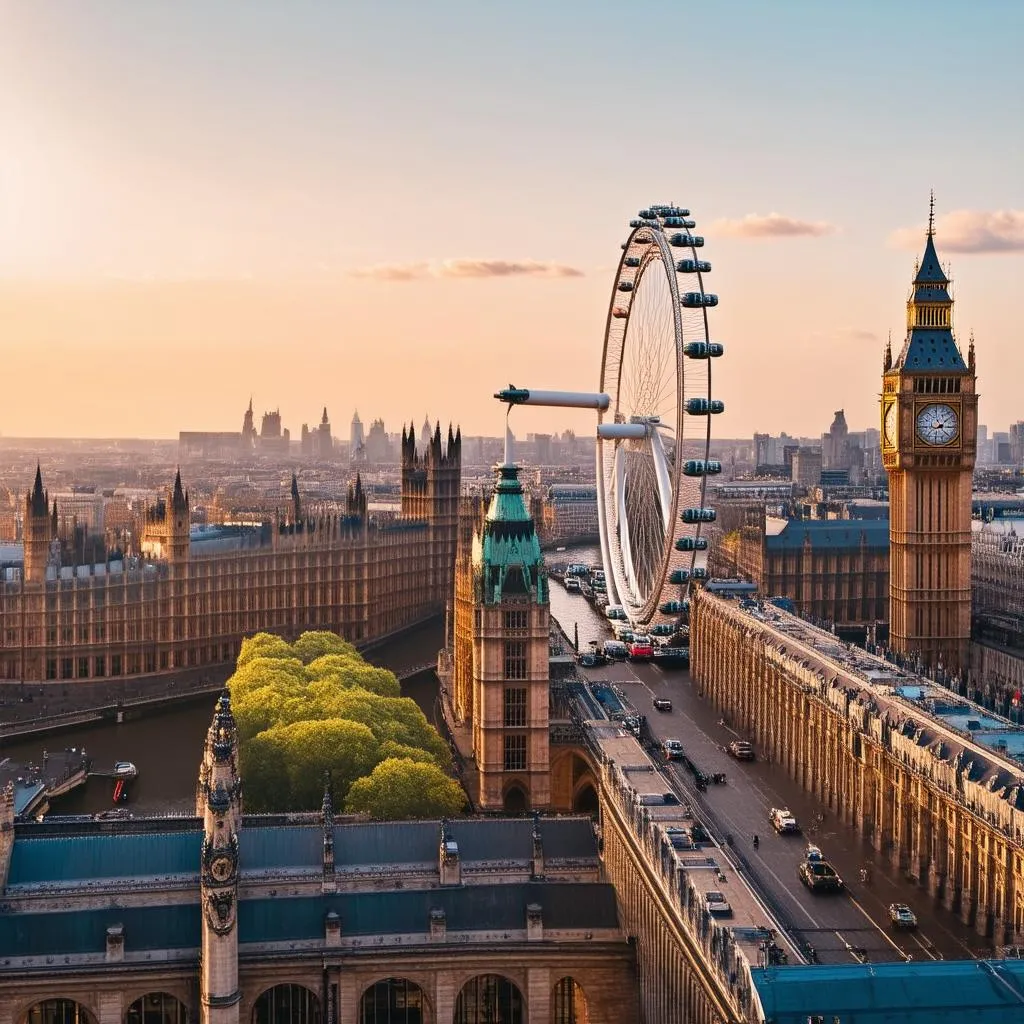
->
xmin=0 ymin=425 xmax=461 ymax=687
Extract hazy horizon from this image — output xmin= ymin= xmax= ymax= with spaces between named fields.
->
xmin=2 ymin=1 xmax=1021 ymax=442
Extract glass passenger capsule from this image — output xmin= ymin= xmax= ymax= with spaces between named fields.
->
xmin=674 ymin=537 xmax=709 ymax=552
xmin=676 ymin=259 xmax=712 ymax=274
xmin=681 ymin=292 xmax=718 ymax=308
xmin=670 ymin=233 xmax=705 ymax=248
xmin=686 ymin=398 xmax=725 ymax=415
xmin=681 ymin=508 xmax=716 ymax=524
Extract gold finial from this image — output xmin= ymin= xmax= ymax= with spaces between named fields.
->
xmin=927 ymin=190 xmax=935 ymax=238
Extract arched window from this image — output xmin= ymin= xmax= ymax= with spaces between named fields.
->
xmin=360 ymin=978 xmax=427 ymax=1024
xmin=252 ymin=985 xmax=321 ymax=1024
xmin=553 ymin=977 xmax=590 ymax=1024
xmin=26 ymin=1002 xmax=93 ymax=1024
xmin=454 ymin=975 xmax=524 ymax=1024
xmin=125 ymin=994 xmax=189 ymax=1024
xmin=503 ymin=785 xmax=527 ymax=812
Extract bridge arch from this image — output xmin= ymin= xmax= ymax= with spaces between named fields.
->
xmin=550 ymin=747 xmax=600 ymax=812
xmin=453 ymin=974 xmax=525 ymax=1024
xmin=20 ymin=1000 xmax=96 ymax=1024
xmin=252 ymin=983 xmax=321 ymax=1024
xmin=552 ymin=977 xmax=591 ymax=1024
xmin=124 ymin=992 xmax=190 ymax=1023
xmin=359 ymin=976 xmax=431 ymax=1023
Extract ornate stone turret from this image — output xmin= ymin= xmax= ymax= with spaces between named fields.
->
xmin=530 ymin=810 xmax=545 ymax=879
xmin=141 ymin=470 xmax=191 ymax=564
xmin=198 ymin=692 xmax=242 ymax=1023
xmin=439 ymin=819 xmax=461 ymax=886
xmin=465 ymin=428 xmax=551 ymax=810
xmin=23 ymin=465 xmax=54 ymax=584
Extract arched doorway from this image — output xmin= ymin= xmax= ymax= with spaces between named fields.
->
xmin=454 ymin=975 xmax=524 ymax=1024
xmin=503 ymin=785 xmax=528 ymax=812
xmin=360 ymin=977 xmax=428 ymax=1024
xmin=252 ymin=985 xmax=321 ymax=1024
xmin=573 ymin=783 xmax=598 ymax=814
xmin=126 ymin=994 xmax=189 ymax=1024
xmin=24 ymin=1002 xmax=94 ymax=1024
xmin=553 ymin=977 xmax=590 ymax=1024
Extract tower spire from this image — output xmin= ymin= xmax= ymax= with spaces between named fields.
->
xmin=927 ymin=189 xmax=935 ymax=238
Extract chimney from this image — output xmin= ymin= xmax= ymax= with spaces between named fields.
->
xmin=105 ymin=924 xmax=124 ymax=962
xmin=439 ymin=821 xmax=461 ymax=886
xmin=325 ymin=911 xmax=341 ymax=948
xmin=526 ymin=903 xmax=543 ymax=941
xmin=430 ymin=908 xmax=447 ymax=941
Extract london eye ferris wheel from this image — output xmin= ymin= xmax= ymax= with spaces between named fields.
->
xmin=496 ymin=203 xmax=724 ymax=629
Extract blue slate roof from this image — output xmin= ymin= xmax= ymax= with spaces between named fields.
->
xmin=239 ymin=882 xmax=619 ymax=944
xmin=241 ymin=826 xmax=322 ymax=871
xmin=896 ymin=329 xmax=967 ymax=372
xmin=0 ymin=905 xmax=200 ymax=956
xmin=6 ymin=831 xmax=202 ymax=886
xmin=334 ymin=822 xmax=438 ymax=865
xmin=765 ymin=519 xmax=890 ymax=552
xmin=914 ymin=234 xmax=949 ymax=284
xmin=753 ymin=960 xmax=1024 ymax=1023
xmin=0 ymin=883 xmax=619 ymax=957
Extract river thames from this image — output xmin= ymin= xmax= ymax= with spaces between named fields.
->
xmin=0 ymin=549 xmax=607 ymax=817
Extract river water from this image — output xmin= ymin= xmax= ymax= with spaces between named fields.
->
xmin=1 ymin=554 xmax=609 ymax=818
xmin=0 ymin=619 xmax=446 ymax=816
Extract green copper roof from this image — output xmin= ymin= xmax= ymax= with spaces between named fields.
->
xmin=476 ymin=463 xmax=546 ymax=604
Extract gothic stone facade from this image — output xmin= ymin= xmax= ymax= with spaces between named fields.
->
xmin=692 ymin=591 xmax=1024 ymax=942
xmin=0 ymin=696 xmax=637 ymax=1024
xmin=0 ymin=430 xmax=460 ymax=687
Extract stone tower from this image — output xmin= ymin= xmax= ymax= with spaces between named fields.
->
xmin=401 ymin=422 xmax=462 ymax=604
xmin=468 ymin=431 xmax=551 ymax=810
xmin=141 ymin=470 xmax=191 ymax=564
xmin=197 ymin=692 xmax=242 ymax=1024
xmin=22 ymin=465 xmax=54 ymax=584
xmin=881 ymin=197 xmax=978 ymax=673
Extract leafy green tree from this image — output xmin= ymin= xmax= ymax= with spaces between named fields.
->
xmin=241 ymin=729 xmax=292 ymax=812
xmin=344 ymin=758 xmax=466 ymax=820
xmin=306 ymin=654 xmax=401 ymax=697
xmin=276 ymin=718 xmax=381 ymax=808
xmin=237 ymin=633 xmax=296 ymax=669
xmin=228 ymin=628 xmax=459 ymax=814
xmin=378 ymin=739 xmax=441 ymax=766
xmin=293 ymin=631 xmax=357 ymax=664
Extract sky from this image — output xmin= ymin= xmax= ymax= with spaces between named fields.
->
xmin=1 ymin=0 xmax=1022 ymax=442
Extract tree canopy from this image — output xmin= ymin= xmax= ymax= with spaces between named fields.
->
xmin=344 ymin=758 xmax=467 ymax=820
xmin=229 ymin=630 xmax=461 ymax=816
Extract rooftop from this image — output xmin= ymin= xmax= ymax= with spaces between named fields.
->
xmin=752 ymin=959 xmax=1024 ymax=1023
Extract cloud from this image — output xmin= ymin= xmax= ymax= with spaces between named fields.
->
xmin=712 ymin=213 xmax=837 ymax=239
xmin=349 ymin=258 xmax=584 ymax=281
xmin=889 ymin=209 xmax=1024 ymax=253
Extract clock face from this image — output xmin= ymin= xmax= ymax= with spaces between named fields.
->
xmin=210 ymin=856 xmax=234 ymax=883
xmin=916 ymin=403 xmax=958 ymax=446
xmin=883 ymin=403 xmax=897 ymax=446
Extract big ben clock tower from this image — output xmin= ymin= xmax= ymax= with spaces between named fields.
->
xmin=881 ymin=197 xmax=978 ymax=673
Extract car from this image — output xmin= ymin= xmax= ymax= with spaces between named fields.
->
xmin=728 ymin=740 xmax=755 ymax=761
xmin=888 ymin=903 xmax=918 ymax=929
xmin=628 ymin=637 xmax=654 ymax=660
xmin=804 ymin=844 xmax=823 ymax=862
xmin=703 ymin=890 xmax=732 ymax=916
xmin=576 ymin=651 xmax=607 ymax=668
xmin=770 ymin=808 xmax=799 ymax=834
xmin=603 ymin=640 xmax=630 ymax=660
xmin=799 ymin=859 xmax=844 ymax=892
xmin=652 ymin=697 xmax=673 ymax=713
xmin=663 ymin=739 xmax=684 ymax=761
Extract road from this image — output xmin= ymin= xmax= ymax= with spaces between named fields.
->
xmin=579 ymin=656 xmax=994 ymax=964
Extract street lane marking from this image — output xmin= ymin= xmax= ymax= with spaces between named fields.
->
xmin=846 ymin=893 xmax=911 ymax=960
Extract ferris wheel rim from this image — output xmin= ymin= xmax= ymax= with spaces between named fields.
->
xmin=596 ymin=209 xmax=717 ymax=626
